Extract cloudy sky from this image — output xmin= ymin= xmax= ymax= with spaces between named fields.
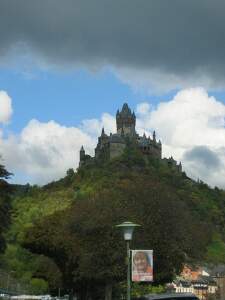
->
xmin=1 ymin=0 xmax=225 ymax=187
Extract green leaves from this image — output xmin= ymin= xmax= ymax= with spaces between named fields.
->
xmin=206 ymin=233 xmax=225 ymax=264
xmin=2 ymin=154 xmax=225 ymax=298
xmin=0 ymin=162 xmax=12 ymax=253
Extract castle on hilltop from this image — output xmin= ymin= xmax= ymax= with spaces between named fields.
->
xmin=79 ymin=103 xmax=182 ymax=172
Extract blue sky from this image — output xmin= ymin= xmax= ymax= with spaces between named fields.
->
xmin=1 ymin=1 xmax=225 ymax=187
xmin=1 ymin=66 xmax=176 ymax=133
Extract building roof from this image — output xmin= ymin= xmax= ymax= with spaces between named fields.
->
xmin=117 ymin=102 xmax=135 ymax=118
xmin=211 ymin=264 xmax=225 ymax=277
xmin=199 ymin=275 xmax=217 ymax=285
xmin=138 ymin=136 xmax=150 ymax=146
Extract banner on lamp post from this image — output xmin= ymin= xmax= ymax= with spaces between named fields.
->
xmin=131 ymin=250 xmax=153 ymax=282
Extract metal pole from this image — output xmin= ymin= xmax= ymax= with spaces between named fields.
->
xmin=127 ymin=240 xmax=131 ymax=300
xmin=6 ymin=274 xmax=10 ymax=292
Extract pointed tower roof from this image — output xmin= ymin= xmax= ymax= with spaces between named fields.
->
xmin=116 ymin=103 xmax=136 ymax=119
xmin=101 ymin=127 xmax=108 ymax=138
xmin=122 ymin=102 xmax=129 ymax=110
xmin=80 ymin=145 xmax=85 ymax=152
xmin=121 ymin=103 xmax=132 ymax=115
xmin=153 ymin=130 xmax=156 ymax=141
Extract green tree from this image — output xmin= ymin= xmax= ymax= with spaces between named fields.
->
xmin=0 ymin=161 xmax=12 ymax=252
xmin=30 ymin=278 xmax=48 ymax=295
xmin=23 ymin=168 xmax=210 ymax=299
xmin=4 ymin=150 xmax=225 ymax=298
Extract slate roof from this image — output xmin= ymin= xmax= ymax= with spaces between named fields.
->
xmin=211 ymin=264 xmax=225 ymax=277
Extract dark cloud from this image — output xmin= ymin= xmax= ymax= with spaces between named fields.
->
xmin=1 ymin=0 xmax=225 ymax=89
xmin=183 ymin=146 xmax=221 ymax=171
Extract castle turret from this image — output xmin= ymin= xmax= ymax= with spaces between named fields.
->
xmin=80 ymin=145 xmax=85 ymax=158
xmin=116 ymin=103 xmax=136 ymax=136
xmin=99 ymin=127 xmax=109 ymax=144
xmin=178 ymin=162 xmax=182 ymax=172
xmin=101 ymin=127 xmax=105 ymax=136
xmin=79 ymin=146 xmax=85 ymax=167
xmin=153 ymin=130 xmax=156 ymax=142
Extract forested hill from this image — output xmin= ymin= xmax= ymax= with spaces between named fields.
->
xmin=1 ymin=146 xmax=225 ymax=298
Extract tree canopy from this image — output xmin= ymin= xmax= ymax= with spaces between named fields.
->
xmin=1 ymin=148 xmax=225 ymax=298
xmin=0 ymin=161 xmax=12 ymax=253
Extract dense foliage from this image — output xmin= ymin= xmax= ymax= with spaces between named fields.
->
xmin=1 ymin=147 xmax=225 ymax=298
xmin=0 ymin=162 xmax=12 ymax=253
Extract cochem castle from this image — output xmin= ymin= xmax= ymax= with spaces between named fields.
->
xmin=79 ymin=103 xmax=182 ymax=172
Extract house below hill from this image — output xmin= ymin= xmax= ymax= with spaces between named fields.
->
xmin=167 ymin=264 xmax=222 ymax=300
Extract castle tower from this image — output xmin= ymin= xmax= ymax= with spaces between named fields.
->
xmin=100 ymin=127 xmax=108 ymax=140
xmin=153 ymin=130 xmax=156 ymax=142
xmin=116 ymin=103 xmax=136 ymax=136
xmin=79 ymin=146 xmax=85 ymax=167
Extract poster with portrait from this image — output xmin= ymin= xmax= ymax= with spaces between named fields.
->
xmin=131 ymin=250 xmax=153 ymax=282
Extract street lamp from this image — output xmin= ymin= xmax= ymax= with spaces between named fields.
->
xmin=116 ymin=221 xmax=140 ymax=300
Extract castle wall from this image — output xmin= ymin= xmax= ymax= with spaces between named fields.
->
xmin=117 ymin=125 xmax=135 ymax=136
xmin=95 ymin=143 xmax=110 ymax=160
xmin=151 ymin=145 xmax=161 ymax=159
xmin=139 ymin=144 xmax=161 ymax=159
xmin=109 ymin=143 xmax=126 ymax=159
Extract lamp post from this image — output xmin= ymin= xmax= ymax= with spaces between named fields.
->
xmin=6 ymin=271 xmax=15 ymax=293
xmin=116 ymin=221 xmax=140 ymax=300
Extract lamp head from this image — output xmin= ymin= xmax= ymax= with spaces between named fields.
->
xmin=115 ymin=221 xmax=140 ymax=241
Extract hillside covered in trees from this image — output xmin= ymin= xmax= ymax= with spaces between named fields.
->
xmin=0 ymin=145 xmax=225 ymax=299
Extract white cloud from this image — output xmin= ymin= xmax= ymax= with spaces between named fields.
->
xmin=0 ymin=119 xmax=95 ymax=184
xmin=81 ymin=113 xmax=116 ymax=137
xmin=0 ymin=111 xmax=116 ymax=185
xmin=135 ymin=87 xmax=225 ymax=187
xmin=0 ymin=91 xmax=13 ymax=124
xmin=136 ymin=102 xmax=151 ymax=115
xmin=1 ymin=87 xmax=225 ymax=188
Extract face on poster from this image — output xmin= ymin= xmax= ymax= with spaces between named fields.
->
xmin=132 ymin=250 xmax=153 ymax=282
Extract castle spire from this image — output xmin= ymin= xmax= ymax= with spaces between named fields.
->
xmin=101 ymin=127 xmax=105 ymax=136
xmin=122 ymin=102 xmax=129 ymax=112
xmin=153 ymin=130 xmax=156 ymax=141
xmin=79 ymin=145 xmax=85 ymax=167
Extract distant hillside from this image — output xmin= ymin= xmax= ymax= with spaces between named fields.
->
xmin=1 ymin=146 xmax=225 ymax=298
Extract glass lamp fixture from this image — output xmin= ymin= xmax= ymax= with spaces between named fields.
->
xmin=116 ymin=221 xmax=140 ymax=240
